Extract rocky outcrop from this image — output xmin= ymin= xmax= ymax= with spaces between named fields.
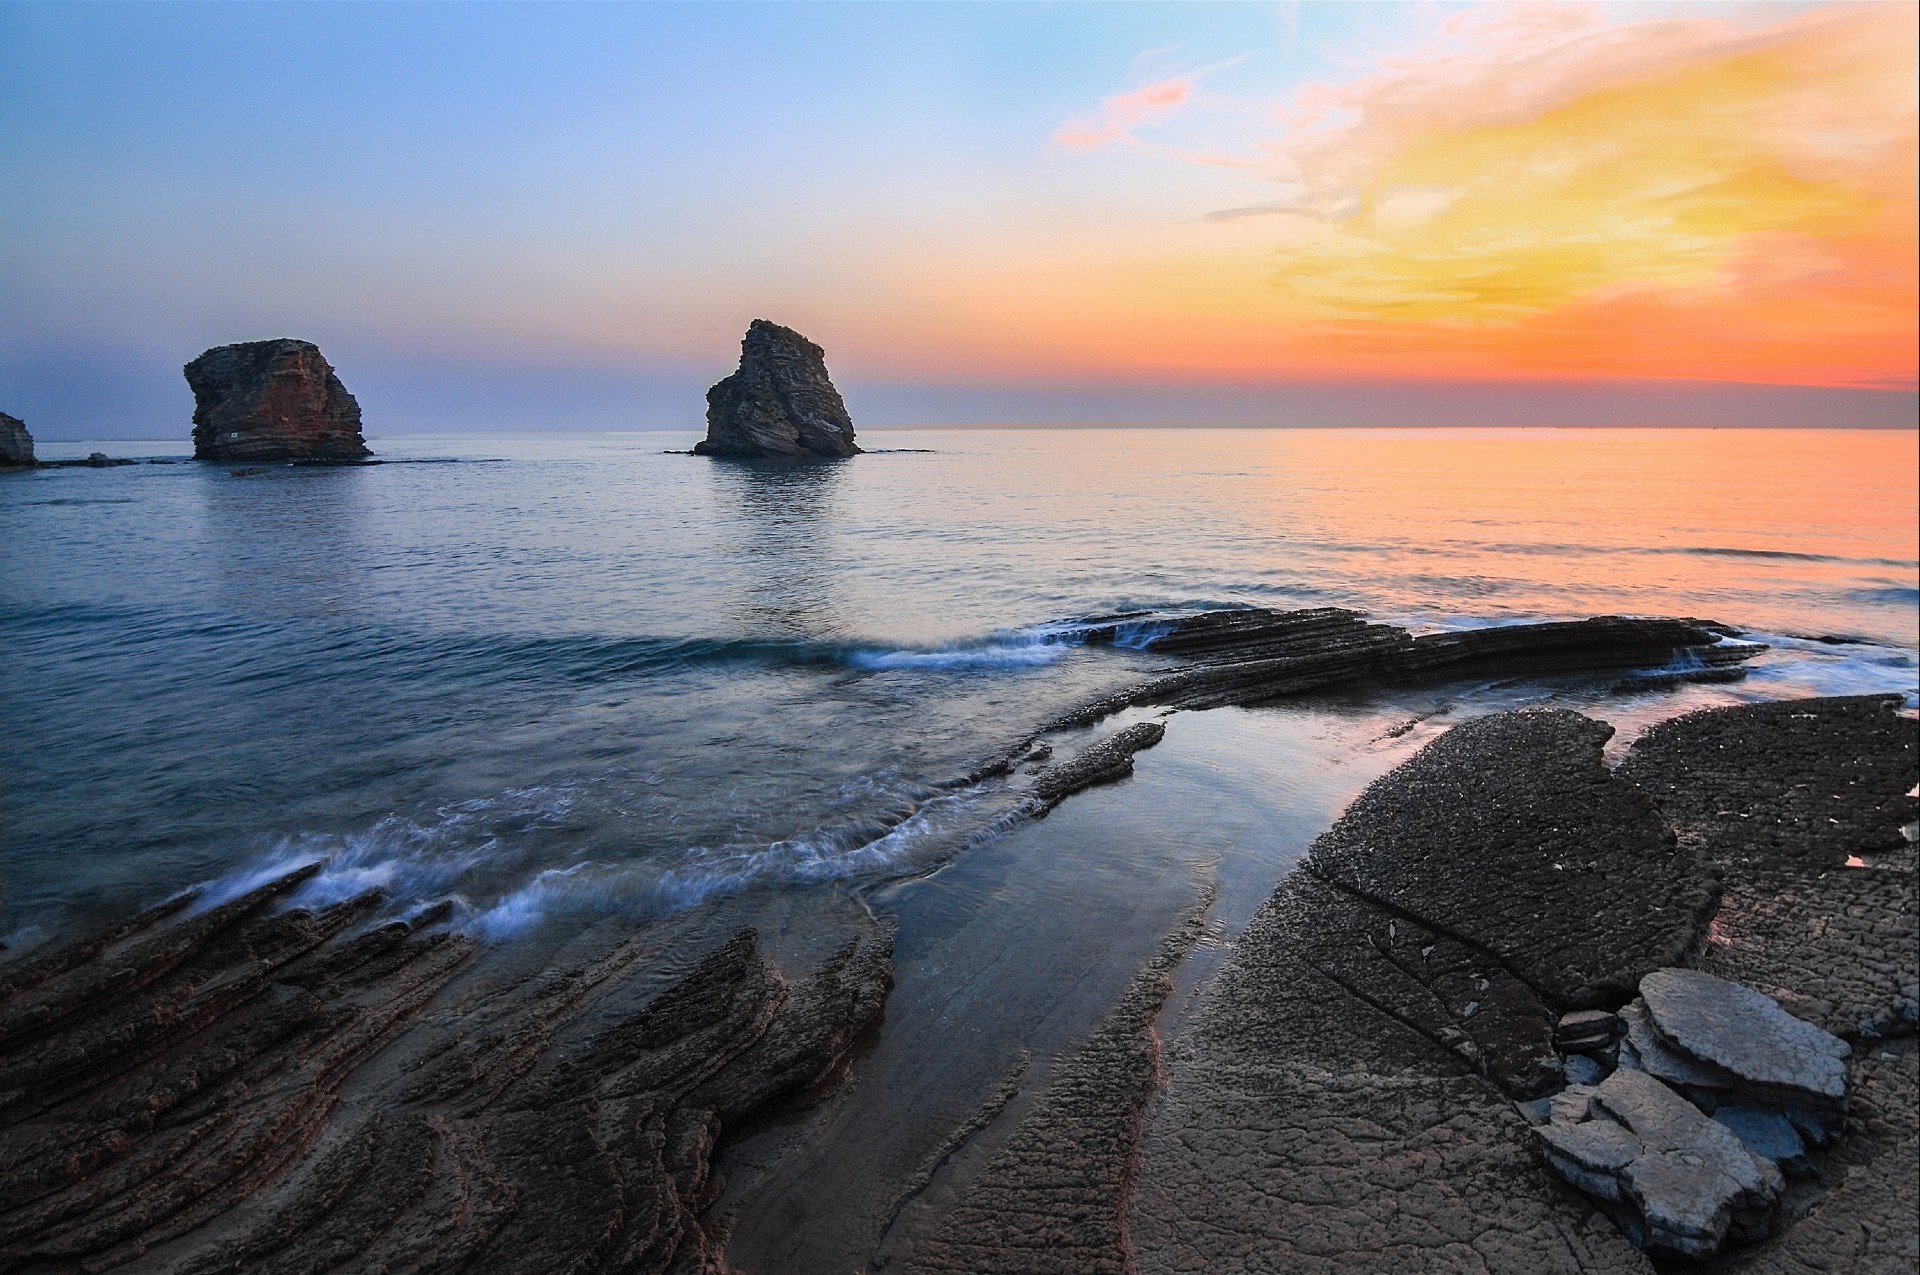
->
xmin=695 ymin=320 xmax=860 ymax=458
xmin=0 ymin=413 xmax=32 ymax=467
xmin=1028 ymin=719 xmax=1166 ymax=810
xmin=0 ymin=865 xmax=893 ymax=1273
xmin=185 ymin=338 xmax=370 ymax=462
xmin=1116 ymin=697 xmax=1915 ymax=1271
xmin=1051 ymin=609 xmax=1758 ymax=728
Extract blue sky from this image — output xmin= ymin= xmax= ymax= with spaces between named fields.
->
xmin=3 ymin=1 xmax=1911 ymax=438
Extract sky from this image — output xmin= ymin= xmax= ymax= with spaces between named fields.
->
xmin=2 ymin=1 xmax=1914 ymax=437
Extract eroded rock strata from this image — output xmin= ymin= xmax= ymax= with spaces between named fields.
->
xmin=185 ymin=339 xmax=370 ymax=462
xmin=0 ymin=868 xmax=892 ymax=1273
xmin=1052 ymin=609 xmax=1754 ymax=728
xmin=0 ymin=413 xmax=33 ymax=468
xmin=695 ymin=320 xmax=859 ymax=458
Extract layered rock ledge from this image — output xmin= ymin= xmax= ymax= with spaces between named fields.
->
xmin=0 ymin=872 xmax=892 ymax=1273
xmin=695 ymin=320 xmax=859 ymax=458
xmin=185 ymin=339 xmax=371 ymax=462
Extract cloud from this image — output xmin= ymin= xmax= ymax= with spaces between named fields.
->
xmin=1016 ymin=3 xmax=1916 ymax=389
xmin=1053 ymin=77 xmax=1194 ymax=150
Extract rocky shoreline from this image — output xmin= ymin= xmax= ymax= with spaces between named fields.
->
xmin=0 ymin=609 xmax=1912 ymax=1273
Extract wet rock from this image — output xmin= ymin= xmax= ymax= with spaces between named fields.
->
xmin=0 ymin=870 xmax=892 ymax=1273
xmin=695 ymin=319 xmax=859 ymax=458
xmin=1053 ymin=609 xmax=1757 ymax=729
xmin=1557 ymin=1009 xmax=1626 ymax=1054
xmin=1029 ymin=719 xmax=1166 ymax=810
xmin=0 ymin=412 xmax=33 ymax=467
xmin=185 ymin=338 xmax=370 ymax=462
xmin=901 ymin=898 xmax=1210 ymax=1275
xmin=1538 ymin=1068 xmax=1784 ymax=1260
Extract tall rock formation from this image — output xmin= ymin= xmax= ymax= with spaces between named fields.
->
xmin=696 ymin=320 xmax=859 ymax=458
xmin=0 ymin=412 xmax=33 ymax=467
xmin=185 ymin=338 xmax=370 ymax=462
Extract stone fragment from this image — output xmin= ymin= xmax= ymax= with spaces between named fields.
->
xmin=1641 ymin=968 xmax=1849 ymax=1100
xmin=1713 ymin=1105 xmax=1812 ymax=1177
xmin=0 ymin=412 xmax=33 ymax=467
xmin=1536 ymin=1067 xmax=1784 ymax=1260
xmin=185 ymin=338 xmax=370 ymax=461
xmin=1556 ymin=1008 xmax=1624 ymax=1053
xmin=1563 ymin=1053 xmax=1608 ymax=1086
xmin=695 ymin=319 xmax=859 ymax=458
xmin=1619 ymin=999 xmax=1731 ymax=1092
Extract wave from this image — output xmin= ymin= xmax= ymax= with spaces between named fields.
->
xmin=192 ymin=768 xmax=1037 ymax=943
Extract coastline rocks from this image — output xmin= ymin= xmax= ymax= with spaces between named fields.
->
xmin=185 ymin=338 xmax=370 ymax=462
xmin=1535 ymin=1068 xmax=1783 ymax=1259
xmin=0 ymin=413 xmax=33 ymax=467
xmin=1029 ymin=719 xmax=1166 ymax=809
xmin=1050 ymin=609 xmax=1759 ymax=729
xmin=1637 ymin=968 xmax=1850 ymax=1131
xmin=695 ymin=320 xmax=860 ymax=458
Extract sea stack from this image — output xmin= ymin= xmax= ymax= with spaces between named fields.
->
xmin=0 ymin=412 xmax=34 ymax=468
xmin=696 ymin=320 xmax=859 ymax=458
xmin=185 ymin=338 xmax=370 ymax=462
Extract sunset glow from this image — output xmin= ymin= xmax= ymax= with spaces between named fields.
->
xmin=2 ymin=1 xmax=1914 ymax=432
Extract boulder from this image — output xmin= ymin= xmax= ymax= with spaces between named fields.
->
xmin=695 ymin=320 xmax=859 ymax=458
xmin=185 ymin=338 xmax=370 ymax=462
xmin=0 ymin=412 xmax=33 ymax=467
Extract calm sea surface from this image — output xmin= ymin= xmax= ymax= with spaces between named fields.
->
xmin=3 ymin=427 xmax=1916 ymax=947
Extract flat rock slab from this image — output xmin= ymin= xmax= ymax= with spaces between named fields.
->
xmin=1538 ymin=1068 xmax=1783 ymax=1260
xmin=1640 ymin=968 xmax=1849 ymax=1107
xmin=1125 ymin=868 xmax=1648 ymax=1274
xmin=1309 ymin=710 xmax=1715 ymax=1009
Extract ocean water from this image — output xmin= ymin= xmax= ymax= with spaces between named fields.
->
xmin=2 ymin=426 xmax=1916 ymax=949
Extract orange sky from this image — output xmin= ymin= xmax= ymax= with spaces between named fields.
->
xmin=891 ymin=2 xmax=1918 ymax=391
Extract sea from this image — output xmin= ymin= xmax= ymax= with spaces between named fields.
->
xmin=3 ymin=427 xmax=1915 ymax=955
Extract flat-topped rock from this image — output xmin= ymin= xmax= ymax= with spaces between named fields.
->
xmin=1308 ymin=710 xmax=1715 ymax=1009
xmin=696 ymin=319 xmax=859 ymax=458
xmin=1538 ymin=1067 xmax=1783 ymax=1259
xmin=0 ymin=412 xmax=33 ymax=467
xmin=185 ymin=338 xmax=370 ymax=462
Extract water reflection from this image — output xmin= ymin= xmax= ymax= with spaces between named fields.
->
xmin=705 ymin=457 xmax=848 ymax=638
xmin=195 ymin=465 xmax=372 ymax=621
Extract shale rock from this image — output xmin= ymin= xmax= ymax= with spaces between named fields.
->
xmin=1536 ymin=1067 xmax=1784 ymax=1260
xmin=1309 ymin=710 xmax=1715 ymax=1010
xmin=185 ymin=338 xmax=370 ymax=462
xmin=696 ymin=319 xmax=859 ymax=458
xmin=1052 ymin=610 xmax=1757 ymax=729
xmin=0 ymin=867 xmax=893 ymax=1273
xmin=1640 ymin=968 xmax=1850 ymax=1122
xmin=0 ymin=412 xmax=32 ymax=467
xmin=1029 ymin=719 xmax=1166 ymax=810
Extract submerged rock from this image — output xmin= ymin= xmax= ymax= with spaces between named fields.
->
xmin=696 ymin=320 xmax=859 ymax=458
xmin=0 ymin=412 xmax=33 ymax=467
xmin=185 ymin=338 xmax=370 ymax=462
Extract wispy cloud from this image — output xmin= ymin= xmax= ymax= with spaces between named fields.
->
xmin=1052 ymin=76 xmax=1195 ymax=150
xmin=1049 ymin=3 xmax=1916 ymax=388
